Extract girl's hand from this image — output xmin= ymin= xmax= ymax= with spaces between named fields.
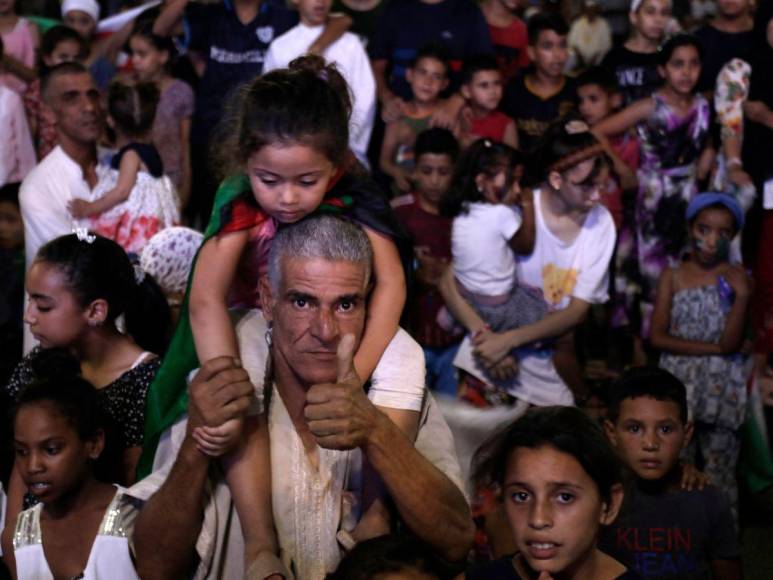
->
xmin=192 ymin=418 xmax=244 ymax=457
xmin=394 ymin=171 xmax=412 ymax=193
xmin=680 ymin=462 xmax=709 ymax=491
xmin=381 ymin=95 xmax=406 ymax=124
xmin=68 ymin=198 xmax=94 ymax=218
xmin=727 ymin=165 xmax=753 ymax=188
xmin=473 ymin=331 xmax=518 ymax=368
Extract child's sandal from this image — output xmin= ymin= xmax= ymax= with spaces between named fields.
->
xmin=245 ymin=552 xmax=289 ymax=580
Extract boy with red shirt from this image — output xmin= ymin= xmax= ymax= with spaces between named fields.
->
xmin=392 ymin=128 xmax=462 ymax=395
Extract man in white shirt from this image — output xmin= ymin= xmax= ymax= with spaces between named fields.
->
xmin=131 ymin=216 xmax=473 ymax=580
xmin=263 ymin=0 xmax=376 ymax=166
xmin=19 ymin=62 xmax=104 ymax=351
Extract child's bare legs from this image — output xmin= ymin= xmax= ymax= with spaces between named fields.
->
xmin=194 ymin=414 xmax=283 ymax=579
xmin=351 ymin=408 xmax=420 ymax=543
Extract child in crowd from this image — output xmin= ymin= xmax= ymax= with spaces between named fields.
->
xmin=392 ymin=128 xmax=462 ymax=396
xmin=144 ymin=56 xmax=419 ymax=578
xmin=0 ymin=0 xmax=38 ymax=93
xmin=0 ymin=183 xmax=24 ymax=385
xmin=576 ymin=66 xmax=639 ymax=229
xmin=439 ymin=139 xmax=540 ymax=389
xmin=458 ymin=56 xmax=518 ymax=149
xmin=23 ymin=25 xmax=85 ymax=160
xmin=3 ymin=233 xmax=169 ymax=481
xmin=140 ymin=226 xmax=203 ymax=327
xmin=602 ymin=367 xmax=742 ymax=579
xmin=379 ymin=45 xmax=450 ymax=192
xmin=263 ymin=0 xmax=376 ymax=167
xmin=651 ymin=193 xmax=752 ymax=515
xmin=9 ymin=364 xmax=139 ymax=579
xmin=454 ymin=117 xmax=616 ymax=408
xmin=61 ymin=0 xmax=133 ymax=92
xmin=601 ymin=0 xmax=670 ymax=105
xmin=0 ymin=38 xmax=35 ymax=188
xmin=130 ymin=19 xmax=193 ymax=210
xmin=330 ymin=536 xmax=448 ymax=580
xmin=567 ymin=0 xmax=612 ymax=70
xmin=594 ymin=34 xmax=712 ymax=351
xmin=468 ymin=406 xmax=634 ymax=579
xmin=500 ymin=12 xmax=576 ymax=152
xmin=69 ymin=81 xmax=179 ymax=254
xmin=479 ymin=0 xmax=529 ymax=83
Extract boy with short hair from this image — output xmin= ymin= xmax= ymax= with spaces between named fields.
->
xmin=500 ymin=12 xmax=576 ymax=152
xmin=263 ymin=0 xmax=376 ymax=165
xmin=392 ymin=128 xmax=461 ymax=396
xmin=577 ymin=66 xmax=638 ymax=228
xmin=602 ymin=366 xmax=742 ymax=580
xmin=379 ymin=45 xmax=450 ymax=192
xmin=458 ymin=55 xmax=518 ymax=149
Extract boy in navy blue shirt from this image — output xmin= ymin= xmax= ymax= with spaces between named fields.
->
xmin=500 ymin=12 xmax=576 ymax=152
xmin=601 ymin=367 xmax=742 ymax=580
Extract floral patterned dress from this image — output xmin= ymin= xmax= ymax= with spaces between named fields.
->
xmin=613 ymin=93 xmax=710 ymax=335
xmin=659 ymin=276 xmax=752 ymax=515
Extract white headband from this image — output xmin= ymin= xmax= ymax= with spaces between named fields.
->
xmin=61 ymin=0 xmax=100 ymax=23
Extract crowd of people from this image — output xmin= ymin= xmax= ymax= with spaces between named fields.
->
xmin=0 ymin=0 xmax=773 ymax=578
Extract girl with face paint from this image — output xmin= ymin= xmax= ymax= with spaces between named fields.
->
xmin=649 ymin=192 xmax=751 ymax=518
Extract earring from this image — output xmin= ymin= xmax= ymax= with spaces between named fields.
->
xmin=264 ymin=324 xmax=273 ymax=348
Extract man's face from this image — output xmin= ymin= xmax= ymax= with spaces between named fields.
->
xmin=527 ymin=30 xmax=568 ymax=80
xmin=45 ymin=72 xmax=103 ymax=145
xmin=262 ymin=257 xmax=368 ymax=386
xmin=605 ymin=397 xmax=692 ymax=481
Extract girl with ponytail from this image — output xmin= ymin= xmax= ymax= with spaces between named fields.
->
xmin=4 ymin=231 xmax=170 ymax=478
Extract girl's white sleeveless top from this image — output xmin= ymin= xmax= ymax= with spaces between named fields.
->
xmin=13 ymin=486 xmax=139 ymax=580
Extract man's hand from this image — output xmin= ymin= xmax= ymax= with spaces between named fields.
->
xmin=187 ymin=357 xmax=253 ymax=436
xmin=415 ymin=246 xmax=447 ymax=287
xmin=304 ymin=334 xmax=382 ymax=450
xmin=381 ymin=95 xmax=407 ymax=123
xmin=473 ymin=329 xmax=519 ymax=369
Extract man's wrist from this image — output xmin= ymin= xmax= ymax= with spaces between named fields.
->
xmin=363 ymin=407 xmax=397 ymax=460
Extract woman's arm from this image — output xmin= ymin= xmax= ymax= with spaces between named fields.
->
xmin=508 ymin=189 xmax=535 ymax=255
xmin=650 ymin=268 xmax=722 ymax=355
xmin=353 ymin=227 xmax=406 ymax=383
xmin=0 ymin=466 xmax=24 ymax=577
xmin=178 ymin=117 xmax=192 ymax=210
xmin=473 ymin=297 xmax=591 ymax=367
xmin=189 ymin=231 xmax=250 ymax=364
xmin=1 ymin=53 xmax=37 ymax=83
xmin=96 ymin=19 xmax=135 ymax=65
xmin=123 ymin=446 xmax=142 ymax=485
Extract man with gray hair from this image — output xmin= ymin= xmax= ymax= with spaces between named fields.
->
xmin=132 ymin=216 xmax=473 ymax=579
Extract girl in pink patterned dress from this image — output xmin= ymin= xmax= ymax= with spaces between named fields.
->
xmin=68 ymin=81 xmax=179 ymax=254
xmin=0 ymin=0 xmax=38 ymax=93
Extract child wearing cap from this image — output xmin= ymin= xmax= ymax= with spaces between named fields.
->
xmin=650 ymin=192 xmax=752 ymax=517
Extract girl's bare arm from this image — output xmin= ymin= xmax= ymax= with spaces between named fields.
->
xmin=189 ymin=231 xmax=250 ymax=363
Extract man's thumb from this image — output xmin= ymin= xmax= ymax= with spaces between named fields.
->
xmin=337 ymin=333 xmax=357 ymax=383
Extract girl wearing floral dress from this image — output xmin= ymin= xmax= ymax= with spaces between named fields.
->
xmin=594 ymin=34 xmax=713 ymax=351
xmin=651 ymin=193 xmax=752 ymax=517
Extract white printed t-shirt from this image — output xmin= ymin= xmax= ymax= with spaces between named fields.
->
xmin=452 ymin=202 xmax=522 ymax=296
xmin=454 ymin=188 xmax=616 ymax=406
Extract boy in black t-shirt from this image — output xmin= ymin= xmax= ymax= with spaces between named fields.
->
xmin=500 ymin=12 xmax=575 ymax=152
xmin=601 ymin=367 xmax=742 ymax=580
